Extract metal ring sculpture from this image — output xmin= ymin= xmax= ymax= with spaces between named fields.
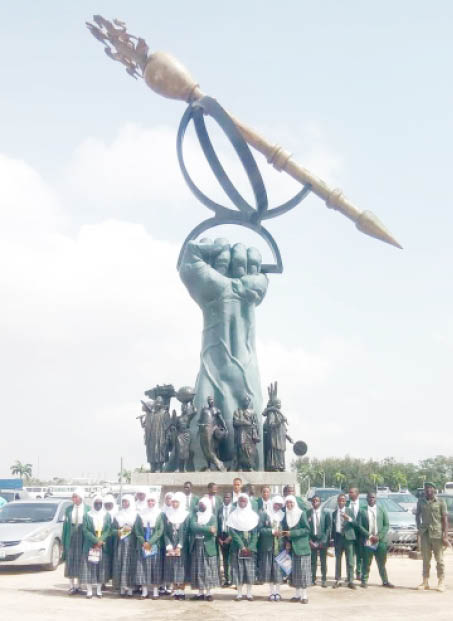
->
xmin=176 ymin=96 xmax=312 ymax=273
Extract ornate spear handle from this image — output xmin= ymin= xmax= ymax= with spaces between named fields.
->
xmin=87 ymin=16 xmax=402 ymax=249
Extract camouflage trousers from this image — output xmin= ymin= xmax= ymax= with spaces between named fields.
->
xmin=420 ymin=533 xmax=445 ymax=579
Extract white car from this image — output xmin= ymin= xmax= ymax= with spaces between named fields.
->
xmin=0 ymin=499 xmax=71 ymax=570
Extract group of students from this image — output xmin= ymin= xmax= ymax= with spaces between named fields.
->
xmin=62 ymin=478 xmax=394 ymax=604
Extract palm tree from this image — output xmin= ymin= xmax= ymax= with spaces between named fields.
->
xmin=10 ymin=460 xmax=33 ymax=480
xmin=369 ymin=472 xmax=384 ymax=491
xmin=118 ymin=469 xmax=132 ymax=484
xmin=334 ymin=472 xmax=346 ymax=490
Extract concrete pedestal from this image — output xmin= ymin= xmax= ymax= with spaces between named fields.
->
xmin=131 ymin=470 xmax=297 ymax=500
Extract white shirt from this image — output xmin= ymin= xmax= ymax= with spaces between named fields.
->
xmin=336 ymin=507 xmax=345 ymax=533
xmin=261 ymin=498 xmax=271 ymax=513
xmin=232 ymin=491 xmax=240 ymax=504
xmin=312 ymin=508 xmax=321 ymax=536
xmin=184 ymin=493 xmax=192 ymax=510
xmin=221 ymin=504 xmax=232 ymax=531
xmin=349 ymin=499 xmax=360 ymax=518
xmin=368 ymin=506 xmax=378 ymax=536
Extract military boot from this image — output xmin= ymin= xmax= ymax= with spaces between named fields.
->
xmin=417 ymin=578 xmax=429 ymax=590
xmin=437 ymin=578 xmax=445 ymax=592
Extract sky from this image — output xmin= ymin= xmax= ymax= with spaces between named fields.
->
xmin=1 ymin=1 xmax=452 ymax=480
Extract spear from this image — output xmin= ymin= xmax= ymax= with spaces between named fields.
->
xmin=86 ymin=16 xmax=402 ymax=249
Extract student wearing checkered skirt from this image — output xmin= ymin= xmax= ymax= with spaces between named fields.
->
xmin=112 ymin=495 xmax=138 ymax=596
xmin=134 ymin=493 xmax=164 ymax=599
xmin=227 ymin=493 xmax=260 ymax=601
xmin=163 ymin=491 xmax=190 ymax=600
xmin=282 ymin=495 xmax=312 ymax=604
xmin=188 ymin=496 xmax=220 ymax=601
xmin=258 ymin=495 xmax=286 ymax=601
xmin=62 ymin=488 xmax=90 ymax=595
xmin=80 ymin=495 xmax=112 ymax=599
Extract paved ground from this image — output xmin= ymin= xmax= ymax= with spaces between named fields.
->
xmin=1 ymin=551 xmax=452 ymax=621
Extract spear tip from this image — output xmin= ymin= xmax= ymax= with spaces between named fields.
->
xmin=356 ymin=210 xmax=403 ymax=250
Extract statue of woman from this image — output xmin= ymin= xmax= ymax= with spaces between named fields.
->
xmin=233 ymin=394 xmax=260 ymax=471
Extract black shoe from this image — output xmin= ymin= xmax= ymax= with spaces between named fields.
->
xmin=321 ymin=581 xmax=327 ymax=588
xmin=206 ymin=595 xmax=213 ymax=601
xmin=348 ymin=582 xmax=356 ymax=590
xmin=301 ymin=599 xmax=309 ymax=604
xmin=360 ymin=582 xmax=367 ymax=589
xmin=332 ymin=581 xmax=342 ymax=589
xmin=383 ymin=582 xmax=395 ymax=588
xmin=290 ymin=596 xmax=301 ymax=602
xmin=191 ymin=594 xmax=205 ymax=601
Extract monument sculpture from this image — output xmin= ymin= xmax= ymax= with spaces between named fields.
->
xmin=87 ymin=16 xmax=402 ymax=474
xmin=262 ymin=382 xmax=293 ymax=472
xmin=140 ymin=397 xmax=170 ymax=473
xmin=170 ymin=387 xmax=197 ymax=473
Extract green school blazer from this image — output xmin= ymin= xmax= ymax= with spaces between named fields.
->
xmin=331 ymin=507 xmax=357 ymax=541
xmin=62 ymin=504 xmax=89 ymax=560
xmin=82 ymin=512 xmax=112 ymax=556
xmin=134 ymin=513 xmax=164 ymax=549
xmin=189 ymin=514 xmax=218 ymax=557
xmin=230 ymin=527 xmax=259 ymax=553
xmin=357 ymin=507 xmax=389 ymax=544
xmin=282 ymin=512 xmax=311 ymax=556
xmin=258 ymin=512 xmax=284 ymax=553
xmin=308 ymin=509 xmax=332 ymax=547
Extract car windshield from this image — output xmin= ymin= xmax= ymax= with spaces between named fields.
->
xmin=315 ymin=490 xmax=340 ymax=502
xmin=389 ymin=493 xmax=417 ymax=503
xmin=0 ymin=503 xmax=57 ymax=523
xmin=0 ymin=492 xmax=15 ymax=502
xmin=377 ymin=498 xmax=405 ymax=512
xmin=439 ymin=496 xmax=453 ymax=510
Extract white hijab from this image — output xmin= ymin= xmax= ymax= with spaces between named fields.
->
xmin=135 ymin=490 xmax=149 ymax=517
xmin=227 ymin=493 xmax=259 ymax=531
xmin=197 ymin=496 xmax=213 ymax=526
xmin=163 ymin=492 xmax=174 ymax=516
xmin=267 ymin=495 xmax=284 ymax=524
xmin=166 ymin=491 xmax=189 ymax=525
xmin=88 ymin=494 xmax=106 ymax=532
xmin=139 ymin=492 xmax=161 ymax=528
xmin=116 ymin=494 xmax=137 ymax=527
xmin=285 ymin=495 xmax=303 ymax=528
xmin=103 ymin=494 xmax=118 ymax=518
xmin=71 ymin=488 xmax=86 ymax=525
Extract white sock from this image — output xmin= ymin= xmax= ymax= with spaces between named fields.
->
xmin=269 ymin=583 xmax=274 ymax=594
xmin=275 ymin=584 xmax=281 ymax=594
xmin=238 ymin=584 xmax=243 ymax=596
xmin=69 ymin=579 xmax=75 ymax=589
xmin=120 ymin=587 xmax=125 ymax=595
xmin=301 ymin=588 xmax=307 ymax=600
xmin=206 ymin=588 xmax=211 ymax=596
xmin=153 ymin=586 xmax=158 ymax=597
xmin=86 ymin=585 xmax=93 ymax=597
xmin=142 ymin=586 xmax=148 ymax=597
xmin=127 ymin=588 xmax=133 ymax=596
xmin=296 ymin=588 xmax=302 ymax=598
xmin=198 ymin=589 xmax=204 ymax=596
xmin=246 ymin=584 xmax=252 ymax=597
xmin=96 ymin=584 xmax=102 ymax=596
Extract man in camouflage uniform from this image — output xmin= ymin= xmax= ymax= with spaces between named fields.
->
xmin=416 ymin=482 xmax=449 ymax=592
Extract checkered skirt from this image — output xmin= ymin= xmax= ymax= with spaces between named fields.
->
xmin=135 ymin=548 xmax=162 ymax=586
xmin=64 ymin=525 xmax=84 ymax=578
xmin=231 ymin=550 xmax=257 ymax=586
xmin=164 ymin=553 xmax=186 ymax=585
xmin=190 ymin=538 xmax=220 ymax=589
xmin=79 ymin=549 xmax=111 ymax=585
xmin=112 ymin=534 xmax=136 ymax=589
xmin=290 ymin=553 xmax=312 ymax=588
xmin=258 ymin=549 xmax=284 ymax=584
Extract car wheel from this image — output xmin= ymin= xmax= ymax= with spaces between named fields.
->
xmin=43 ymin=539 xmax=61 ymax=571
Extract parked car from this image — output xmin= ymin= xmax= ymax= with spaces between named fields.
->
xmin=376 ymin=486 xmax=391 ymax=496
xmin=0 ymin=489 xmax=30 ymax=503
xmin=437 ymin=494 xmax=453 ymax=532
xmin=306 ymin=487 xmax=343 ymax=503
xmin=321 ymin=493 xmax=417 ymax=550
xmin=388 ymin=492 xmax=418 ymax=514
xmin=0 ymin=499 xmax=71 ymax=570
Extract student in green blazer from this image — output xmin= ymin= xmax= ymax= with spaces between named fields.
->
xmin=206 ymin=482 xmax=223 ymax=514
xmin=282 ymin=495 xmax=312 ymax=604
xmin=257 ymin=486 xmax=272 ymax=514
xmin=183 ymin=481 xmax=199 ymax=512
xmin=163 ymin=491 xmax=190 ymax=600
xmin=331 ymin=493 xmax=357 ymax=589
xmin=218 ymin=491 xmax=234 ymax=586
xmin=134 ymin=493 xmax=164 ymax=599
xmin=257 ymin=495 xmax=286 ymax=600
xmin=188 ymin=497 xmax=220 ymax=600
xmin=228 ymin=494 xmax=260 ymax=601
xmin=80 ymin=495 xmax=112 ymax=598
xmin=308 ymin=495 xmax=332 ymax=587
xmin=283 ymin=484 xmax=311 ymax=512
xmin=62 ymin=488 xmax=90 ymax=594
xmin=357 ymin=492 xmax=394 ymax=588
xmin=347 ymin=487 xmax=362 ymax=580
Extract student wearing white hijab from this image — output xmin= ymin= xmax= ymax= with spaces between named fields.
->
xmin=282 ymin=495 xmax=312 ymax=604
xmin=159 ymin=491 xmax=174 ymax=596
xmin=80 ymin=494 xmax=112 ymax=598
xmin=62 ymin=488 xmax=89 ymax=594
xmin=102 ymin=494 xmax=118 ymax=584
xmin=135 ymin=489 xmax=149 ymax=518
xmin=112 ymin=495 xmax=138 ymax=596
xmin=188 ymin=496 xmax=220 ymax=601
xmin=258 ymin=495 xmax=286 ymax=600
xmin=134 ymin=492 xmax=164 ymax=599
xmin=227 ymin=493 xmax=259 ymax=601
xmin=163 ymin=491 xmax=190 ymax=600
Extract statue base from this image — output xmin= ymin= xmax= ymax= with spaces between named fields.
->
xmin=132 ymin=470 xmax=297 ymax=500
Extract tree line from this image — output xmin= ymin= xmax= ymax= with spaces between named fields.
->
xmin=292 ymin=455 xmax=453 ymax=494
